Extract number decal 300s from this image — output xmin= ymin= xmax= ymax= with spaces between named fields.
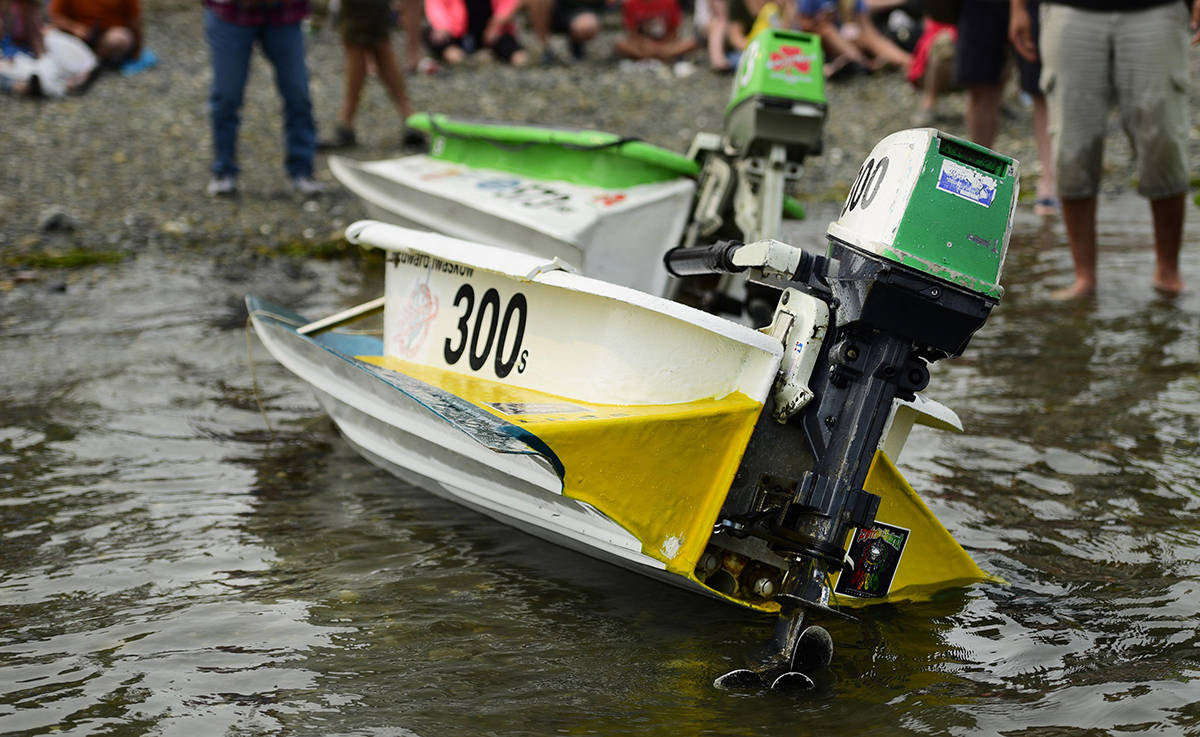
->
xmin=443 ymin=284 xmax=529 ymax=377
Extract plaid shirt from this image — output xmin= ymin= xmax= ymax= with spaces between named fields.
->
xmin=204 ymin=0 xmax=310 ymax=26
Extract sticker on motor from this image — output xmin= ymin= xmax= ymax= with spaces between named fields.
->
xmin=936 ymin=159 xmax=997 ymax=207
xmin=834 ymin=521 xmax=910 ymax=599
xmin=767 ymin=45 xmax=816 ymax=82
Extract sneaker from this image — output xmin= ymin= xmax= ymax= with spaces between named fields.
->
xmin=401 ymin=127 xmax=428 ymax=150
xmin=207 ymin=175 xmax=237 ymax=197
xmin=288 ymin=175 xmax=327 ymax=197
xmin=317 ymin=124 xmax=357 ymax=151
xmin=569 ymin=39 xmax=585 ymax=61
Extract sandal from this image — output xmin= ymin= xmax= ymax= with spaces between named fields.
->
xmin=1034 ymin=196 xmax=1060 ymax=217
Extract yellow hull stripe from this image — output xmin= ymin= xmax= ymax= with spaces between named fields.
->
xmin=358 ymin=356 xmax=763 ymax=575
xmin=359 ymin=356 xmax=992 ymax=611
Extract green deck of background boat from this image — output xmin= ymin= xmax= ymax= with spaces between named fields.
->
xmin=408 ymin=113 xmax=701 ymax=188
xmin=406 ymin=113 xmax=806 ymax=220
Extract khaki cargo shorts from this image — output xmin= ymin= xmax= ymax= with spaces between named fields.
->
xmin=1039 ymin=2 xmax=1190 ymax=200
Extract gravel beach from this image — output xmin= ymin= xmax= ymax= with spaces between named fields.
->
xmin=3 ymin=1 xmax=1199 ymax=271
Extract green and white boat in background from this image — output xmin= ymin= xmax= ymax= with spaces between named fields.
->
xmin=329 ymin=115 xmax=701 ymax=297
xmin=329 ymin=28 xmax=827 ymax=312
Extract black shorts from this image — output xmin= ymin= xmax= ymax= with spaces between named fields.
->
xmin=955 ymin=0 xmax=1042 ymax=94
xmin=551 ymin=3 xmax=603 ymax=33
xmin=340 ymin=0 xmax=392 ymax=45
xmin=1016 ymin=0 xmax=1042 ymax=96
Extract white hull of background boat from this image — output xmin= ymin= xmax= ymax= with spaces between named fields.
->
xmin=328 ymin=154 xmax=695 ymax=297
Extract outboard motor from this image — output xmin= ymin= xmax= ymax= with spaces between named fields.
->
xmin=665 ymin=128 xmax=1019 ymax=688
xmin=678 ymin=28 xmax=827 ymax=322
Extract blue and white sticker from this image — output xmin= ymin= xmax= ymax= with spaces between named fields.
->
xmin=936 ymin=159 xmax=997 ymax=207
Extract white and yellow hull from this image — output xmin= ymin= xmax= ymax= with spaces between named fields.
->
xmin=248 ymin=221 xmax=992 ymax=615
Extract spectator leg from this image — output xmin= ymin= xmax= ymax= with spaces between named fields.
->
xmin=373 ymin=38 xmax=414 ymax=120
xmin=1057 ymin=196 xmax=1098 ymax=299
xmin=399 ymin=0 xmax=424 ymax=71
xmin=965 ymin=83 xmax=1002 ymax=148
xmin=205 ymin=9 xmax=255 ymax=178
xmin=261 ymin=21 xmax=317 ymax=179
xmin=339 ymin=43 xmax=369 ymax=129
xmin=1150 ymin=194 xmax=1186 ymax=294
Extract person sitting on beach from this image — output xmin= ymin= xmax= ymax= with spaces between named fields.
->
xmin=423 ymin=0 xmax=530 ymax=66
xmin=48 ymin=0 xmax=139 ymax=66
xmin=1 ymin=25 xmax=98 ymax=97
xmin=613 ymin=0 xmax=698 ymax=62
xmin=527 ymin=0 xmax=606 ymax=64
xmin=319 ymin=0 xmax=427 ymax=151
xmin=794 ymin=0 xmax=910 ymax=79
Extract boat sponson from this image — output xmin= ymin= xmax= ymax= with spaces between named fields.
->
xmin=245 ymin=295 xmax=565 ymax=478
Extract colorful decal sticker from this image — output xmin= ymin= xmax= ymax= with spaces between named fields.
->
xmin=594 ymin=193 xmax=627 ymax=207
xmin=477 ymin=179 xmax=573 ymax=213
xmin=936 ymin=159 xmax=997 ymax=207
xmin=768 ymin=45 xmax=815 ymax=81
xmin=391 ymin=281 xmax=439 ymax=357
xmin=489 ymin=402 xmax=590 ymax=415
xmin=419 ymin=167 xmax=466 ymax=181
xmin=834 ymin=521 xmax=910 ymax=599
xmin=477 ymin=178 xmax=522 ymax=190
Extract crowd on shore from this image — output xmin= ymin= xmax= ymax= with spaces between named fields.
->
xmin=2 ymin=0 xmax=1197 ymax=296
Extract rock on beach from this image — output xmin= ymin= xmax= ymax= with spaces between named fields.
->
xmin=2 ymin=0 xmax=1198 ymax=267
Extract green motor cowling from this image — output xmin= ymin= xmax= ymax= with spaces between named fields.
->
xmin=724 ymin=28 xmax=827 ymax=160
xmin=824 ymin=128 xmax=1019 ymax=358
xmin=828 ymin=128 xmax=1018 ymax=301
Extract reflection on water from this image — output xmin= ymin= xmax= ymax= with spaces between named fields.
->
xmin=2 ymin=195 xmax=1198 ymax=735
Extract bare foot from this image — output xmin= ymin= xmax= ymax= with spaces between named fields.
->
xmin=1051 ymin=279 xmax=1096 ymax=301
xmin=1152 ymin=275 xmax=1185 ymax=295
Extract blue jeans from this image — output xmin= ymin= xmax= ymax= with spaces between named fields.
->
xmin=205 ymin=10 xmax=316 ymax=179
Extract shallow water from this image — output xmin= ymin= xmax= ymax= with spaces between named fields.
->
xmin=3 ymin=194 xmax=1199 ymax=736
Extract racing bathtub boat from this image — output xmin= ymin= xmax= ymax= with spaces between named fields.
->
xmin=252 ymin=129 xmax=1019 ymax=688
xmin=329 ymin=28 xmax=825 ymax=311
